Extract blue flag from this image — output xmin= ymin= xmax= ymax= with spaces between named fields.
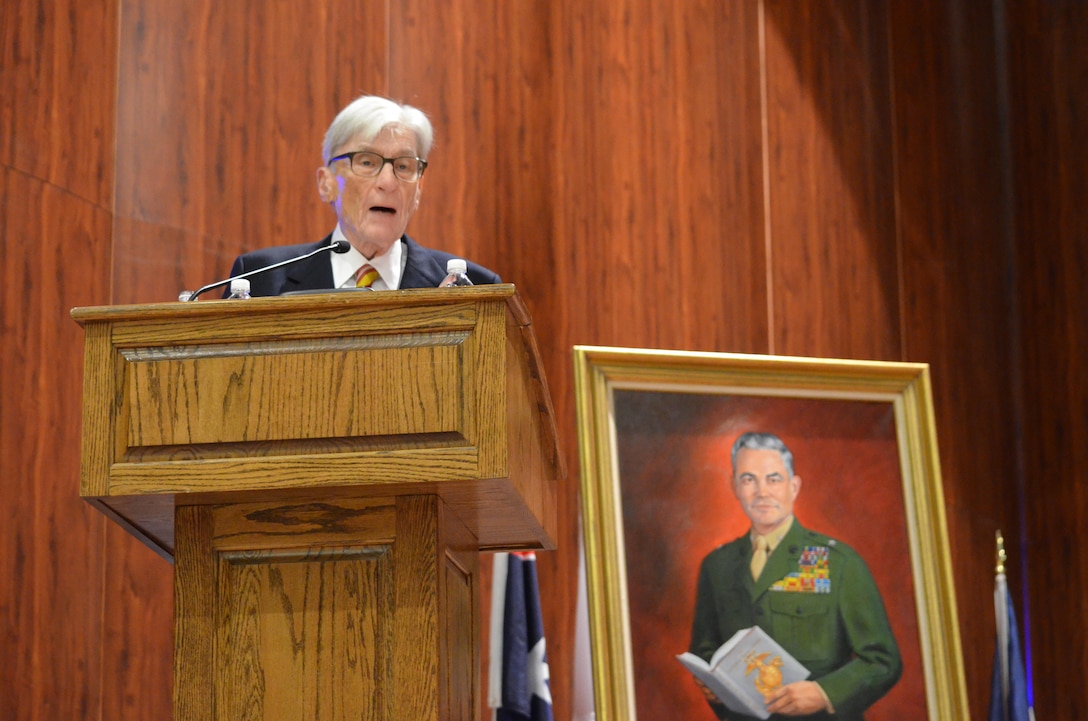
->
xmin=489 ymin=552 xmax=553 ymax=721
xmin=987 ymin=576 xmax=1032 ymax=721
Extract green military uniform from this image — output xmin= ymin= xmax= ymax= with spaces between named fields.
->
xmin=689 ymin=519 xmax=902 ymax=721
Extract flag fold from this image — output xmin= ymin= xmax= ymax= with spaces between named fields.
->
xmin=987 ymin=571 xmax=1032 ymax=721
xmin=489 ymin=551 xmax=554 ymax=721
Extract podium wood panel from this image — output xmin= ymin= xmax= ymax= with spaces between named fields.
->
xmin=174 ymin=495 xmax=475 ymax=721
xmin=126 ymin=341 xmax=466 ymax=446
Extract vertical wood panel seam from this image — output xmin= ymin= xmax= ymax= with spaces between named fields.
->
xmin=384 ymin=0 xmax=392 ymax=95
xmin=109 ymin=2 xmax=122 ymax=306
xmin=991 ymin=0 xmax=1033 ymax=648
xmin=885 ymin=2 xmax=906 ymax=362
xmin=758 ymin=0 xmax=774 ymax=355
xmin=95 ymin=520 xmax=107 ymax=721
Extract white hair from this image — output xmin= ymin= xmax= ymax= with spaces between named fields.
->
xmin=322 ymin=95 xmax=434 ymax=163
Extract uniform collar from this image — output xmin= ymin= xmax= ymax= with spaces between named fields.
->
xmin=750 ymin=515 xmax=795 ymax=554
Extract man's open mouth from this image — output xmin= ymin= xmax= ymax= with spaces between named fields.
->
xmin=371 ymin=205 xmax=396 ymax=214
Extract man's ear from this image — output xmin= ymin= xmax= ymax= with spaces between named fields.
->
xmin=316 ymin=167 xmax=338 ymax=203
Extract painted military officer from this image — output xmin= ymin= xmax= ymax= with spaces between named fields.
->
xmin=688 ymin=432 xmax=902 ymax=720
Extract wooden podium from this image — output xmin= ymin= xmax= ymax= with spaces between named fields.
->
xmin=71 ymin=285 xmax=561 ymax=721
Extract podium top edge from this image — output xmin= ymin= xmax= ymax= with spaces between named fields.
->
xmin=71 ymin=283 xmax=521 ymax=325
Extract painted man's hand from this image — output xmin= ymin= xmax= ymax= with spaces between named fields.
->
xmin=764 ymin=680 xmax=832 ymax=716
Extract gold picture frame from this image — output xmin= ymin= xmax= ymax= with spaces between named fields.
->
xmin=573 ymin=346 xmax=969 ymax=721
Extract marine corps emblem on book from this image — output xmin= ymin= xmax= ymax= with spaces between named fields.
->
xmin=744 ymin=650 xmax=785 ymax=699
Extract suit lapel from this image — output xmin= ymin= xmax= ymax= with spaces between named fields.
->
xmin=399 ymin=235 xmax=446 ymax=289
xmin=282 ymin=237 xmax=336 ymax=293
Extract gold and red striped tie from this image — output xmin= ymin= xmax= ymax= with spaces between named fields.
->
xmin=355 ymin=264 xmax=379 ymax=288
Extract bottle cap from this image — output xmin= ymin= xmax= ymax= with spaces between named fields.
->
xmin=230 ymin=278 xmax=251 ymax=293
xmin=446 ymin=258 xmax=468 ymax=274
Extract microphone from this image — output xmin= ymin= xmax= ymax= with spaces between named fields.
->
xmin=184 ymin=240 xmax=351 ymax=301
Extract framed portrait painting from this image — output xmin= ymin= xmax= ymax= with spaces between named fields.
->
xmin=573 ymin=346 xmax=969 ymax=721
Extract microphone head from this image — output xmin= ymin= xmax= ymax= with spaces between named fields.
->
xmin=331 ymin=240 xmax=351 ymax=254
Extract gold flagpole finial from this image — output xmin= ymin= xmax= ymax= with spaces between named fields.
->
xmin=995 ymin=530 xmax=1006 ymax=575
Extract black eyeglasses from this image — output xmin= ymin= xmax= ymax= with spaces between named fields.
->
xmin=327 ymin=150 xmax=428 ymax=182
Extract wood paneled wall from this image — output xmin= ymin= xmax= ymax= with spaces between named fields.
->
xmin=887 ymin=2 xmax=1021 ymax=701
xmin=2 ymin=0 xmax=1084 ymax=719
xmin=1 ymin=0 xmax=117 ymax=718
xmin=1005 ymin=2 xmax=1088 ymax=717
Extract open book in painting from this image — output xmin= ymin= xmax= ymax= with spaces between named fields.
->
xmin=676 ymin=626 xmax=811 ymax=720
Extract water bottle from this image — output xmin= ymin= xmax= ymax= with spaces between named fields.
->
xmin=438 ymin=259 xmax=473 ymax=287
xmin=227 ymin=278 xmax=252 ymax=299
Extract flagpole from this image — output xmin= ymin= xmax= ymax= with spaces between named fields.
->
xmin=489 ymin=552 xmax=511 ymax=720
xmin=991 ymin=530 xmax=1036 ymax=721
xmin=994 ymin=531 xmax=1010 ymax=721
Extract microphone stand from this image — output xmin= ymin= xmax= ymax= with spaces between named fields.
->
xmin=182 ymin=240 xmax=350 ymax=301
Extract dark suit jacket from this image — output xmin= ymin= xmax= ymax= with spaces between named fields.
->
xmin=225 ymin=234 xmax=501 ymax=297
xmin=689 ymin=520 xmax=902 ymax=721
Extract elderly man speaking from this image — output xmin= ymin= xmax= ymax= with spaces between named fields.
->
xmin=225 ymin=94 xmax=501 ymax=295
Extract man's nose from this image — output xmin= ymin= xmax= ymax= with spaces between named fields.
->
xmin=374 ymin=161 xmax=399 ymax=186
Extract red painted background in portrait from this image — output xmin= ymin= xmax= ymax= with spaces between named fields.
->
xmin=613 ymin=391 xmax=925 ymax=720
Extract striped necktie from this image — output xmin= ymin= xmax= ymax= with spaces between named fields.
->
xmin=355 ymin=263 xmax=379 ymax=288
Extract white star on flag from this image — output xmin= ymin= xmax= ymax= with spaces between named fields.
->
xmin=527 ymin=637 xmax=552 ymax=704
